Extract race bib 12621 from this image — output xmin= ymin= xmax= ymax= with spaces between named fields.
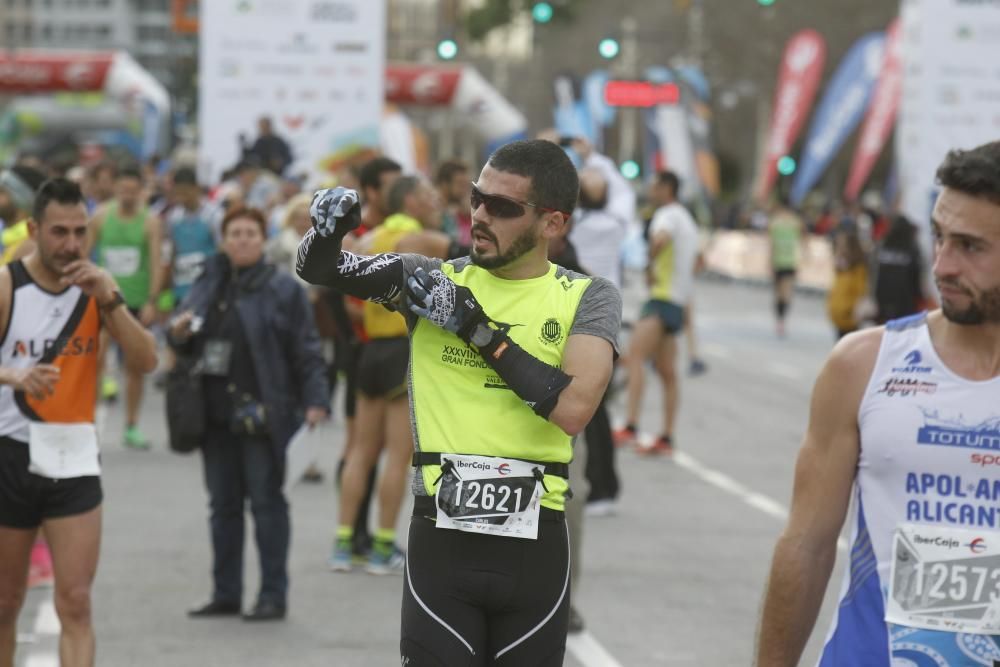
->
xmin=434 ymin=454 xmax=543 ymax=540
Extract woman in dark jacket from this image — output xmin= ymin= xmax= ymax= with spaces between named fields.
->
xmin=169 ymin=207 xmax=329 ymax=621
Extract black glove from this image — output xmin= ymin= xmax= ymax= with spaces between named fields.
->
xmin=405 ymin=267 xmax=493 ymax=345
xmin=309 ymin=187 xmax=361 ymax=239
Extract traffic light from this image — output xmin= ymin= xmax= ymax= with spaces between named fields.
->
xmin=757 ymin=0 xmax=776 ymax=6
xmin=598 ymin=38 xmax=620 ymax=59
xmin=620 ymin=160 xmax=641 ymax=180
xmin=437 ymin=39 xmax=458 ymax=60
xmin=777 ymin=155 xmax=797 ymax=176
xmin=532 ymin=2 xmax=554 ymax=23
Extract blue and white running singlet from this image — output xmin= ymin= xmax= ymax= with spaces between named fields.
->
xmin=819 ymin=313 xmax=1000 ymax=666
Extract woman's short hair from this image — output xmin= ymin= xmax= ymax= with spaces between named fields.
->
xmin=221 ymin=206 xmax=268 ymax=237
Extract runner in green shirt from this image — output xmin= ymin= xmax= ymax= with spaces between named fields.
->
xmin=768 ymin=195 xmax=806 ymax=338
xmin=90 ymin=165 xmax=163 ymax=449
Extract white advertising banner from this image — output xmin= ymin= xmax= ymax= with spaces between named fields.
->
xmin=198 ymin=0 xmax=385 ymax=183
xmin=896 ymin=0 xmax=1000 ymax=230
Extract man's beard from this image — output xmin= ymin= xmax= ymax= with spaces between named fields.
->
xmin=470 ymin=225 xmax=537 ymax=269
xmin=39 ymin=246 xmax=80 ymax=276
xmin=939 ymin=281 xmax=1000 ymax=325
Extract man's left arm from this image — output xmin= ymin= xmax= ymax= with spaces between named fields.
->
xmin=547 ymin=334 xmax=614 ymax=435
xmin=60 ymin=260 xmax=157 ymax=373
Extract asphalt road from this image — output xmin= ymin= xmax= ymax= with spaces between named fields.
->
xmin=15 ymin=275 xmax=847 ymax=667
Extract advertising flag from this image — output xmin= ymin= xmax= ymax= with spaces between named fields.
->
xmin=790 ymin=32 xmax=886 ymax=206
xmin=844 ymin=19 xmax=903 ymax=202
xmin=754 ymin=30 xmax=826 ymax=201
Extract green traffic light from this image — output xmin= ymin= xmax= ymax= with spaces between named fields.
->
xmin=620 ymin=160 xmax=641 ymax=180
xmin=437 ymin=39 xmax=458 ymax=60
xmin=777 ymin=155 xmax=796 ymax=176
xmin=757 ymin=0 xmax=776 ymax=6
xmin=598 ymin=38 xmax=620 ymax=59
xmin=532 ymin=2 xmax=554 ymax=23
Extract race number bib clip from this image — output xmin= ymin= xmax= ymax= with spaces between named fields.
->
xmin=28 ymin=422 xmax=101 ymax=479
xmin=887 ymin=522 xmax=1000 ymax=634
xmin=432 ymin=454 xmax=543 ymax=540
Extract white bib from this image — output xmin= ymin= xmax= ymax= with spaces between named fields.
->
xmin=28 ymin=422 xmax=101 ymax=479
xmin=103 ymin=247 xmax=141 ymax=277
xmin=887 ymin=522 xmax=1000 ymax=634
xmin=434 ymin=454 xmax=543 ymax=540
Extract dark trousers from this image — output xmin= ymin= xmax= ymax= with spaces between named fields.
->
xmin=201 ymin=426 xmax=289 ymax=607
xmin=584 ymin=397 xmax=619 ymax=502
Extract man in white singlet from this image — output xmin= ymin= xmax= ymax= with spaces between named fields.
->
xmin=0 ymin=179 xmax=157 ymax=667
xmin=757 ymin=141 xmax=1000 ymax=666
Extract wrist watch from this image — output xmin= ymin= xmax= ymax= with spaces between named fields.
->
xmin=98 ymin=290 xmax=126 ymax=313
xmin=470 ymin=322 xmax=495 ymax=348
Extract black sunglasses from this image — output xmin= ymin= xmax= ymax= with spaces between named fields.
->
xmin=470 ymin=183 xmax=568 ymax=219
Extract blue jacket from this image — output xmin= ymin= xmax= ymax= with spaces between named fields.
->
xmin=172 ymin=254 xmax=329 ymax=459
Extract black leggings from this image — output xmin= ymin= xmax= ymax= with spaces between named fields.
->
xmin=401 ymin=511 xmax=570 ymax=666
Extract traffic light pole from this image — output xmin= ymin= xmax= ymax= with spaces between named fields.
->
xmin=617 ymin=15 xmax=639 ymax=166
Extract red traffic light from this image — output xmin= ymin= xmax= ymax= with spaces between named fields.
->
xmin=603 ymin=80 xmax=681 ymax=107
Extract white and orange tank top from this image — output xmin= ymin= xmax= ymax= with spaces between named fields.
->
xmin=0 ymin=260 xmax=100 ymax=444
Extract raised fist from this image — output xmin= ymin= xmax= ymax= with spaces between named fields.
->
xmin=309 ymin=187 xmax=362 ymax=239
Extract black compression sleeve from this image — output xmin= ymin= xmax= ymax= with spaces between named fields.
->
xmin=295 ymin=228 xmax=406 ymax=305
xmin=477 ymin=332 xmax=572 ymax=419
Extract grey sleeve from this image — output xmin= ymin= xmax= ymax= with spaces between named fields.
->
xmin=569 ymin=277 xmax=623 ymax=356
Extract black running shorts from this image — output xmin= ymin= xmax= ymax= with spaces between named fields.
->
xmin=640 ymin=298 xmax=685 ymax=335
xmin=401 ymin=498 xmax=570 ymax=666
xmin=357 ymin=337 xmax=410 ymax=400
xmin=0 ymin=437 xmax=102 ymax=529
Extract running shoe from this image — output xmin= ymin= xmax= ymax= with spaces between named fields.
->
xmin=688 ymin=359 xmax=708 ymax=377
xmin=328 ymin=539 xmax=353 ymax=572
xmin=27 ymin=542 xmax=54 ymax=589
xmin=123 ymin=426 xmax=150 ymax=450
xmin=366 ymin=544 xmax=405 ymax=576
xmin=612 ymin=426 xmax=637 ymax=448
xmin=638 ymin=435 xmax=674 ymax=457
xmin=101 ymin=377 xmax=119 ymax=403
xmin=584 ymin=499 xmax=618 ymax=518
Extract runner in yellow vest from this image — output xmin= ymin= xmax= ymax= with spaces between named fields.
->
xmin=330 ymin=175 xmax=453 ymax=575
xmin=297 ymin=140 xmax=621 ymax=664
xmin=89 ymin=166 xmax=163 ymax=449
xmin=0 ymin=166 xmax=48 ymax=265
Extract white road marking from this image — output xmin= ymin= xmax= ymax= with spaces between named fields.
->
xmin=673 ymin=450 xmax=849 ymax=551
xmin=20 ymin=598 xmax=60 ymax=667
xmin=16 ymin=632 xmax=37 ymax=644
xmin=767 ymin=362 xmax=802 ymax=380
xmin=567 ymin=630 xmax=626 ymax=667
xmin=25 ymin=655 xmax=58 ymax=667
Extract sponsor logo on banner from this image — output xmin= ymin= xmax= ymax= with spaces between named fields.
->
xmin=790 ymin=32 xmax=886 ymax=206
xmin=0 ymin=54 xmax=113 ymax=93
xmin=754 ymin=30 xmax=826 ymax=201
xmin=385 ymin=65 xmax=462 ymax=106
xmin=845 ymin=19 xmax=903 ymax=202
xmin=311 ymin=1 xmax=357 ymax=22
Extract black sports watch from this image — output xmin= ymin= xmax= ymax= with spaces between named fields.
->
xmin=98 ymin=290 xmax=126 ymax=313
